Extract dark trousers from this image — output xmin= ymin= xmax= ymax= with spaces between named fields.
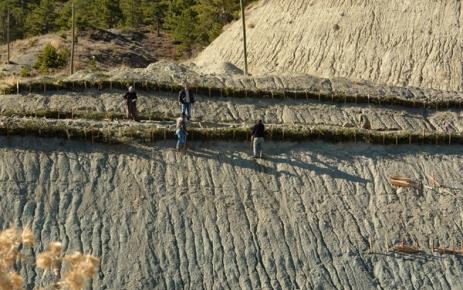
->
xmin=127 ymin=101 xmax=137 ymax=120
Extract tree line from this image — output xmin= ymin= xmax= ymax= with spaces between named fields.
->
xmin=0 ymin=0 xmax=250 ymax=55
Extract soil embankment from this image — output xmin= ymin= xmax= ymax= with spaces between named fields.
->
xmin=196 ymin=0 xmax=463 ymax=91
xmin=1 ymin=137 xmax=463 ymax=289
xmin=1 ymin=64 xmax=463 ymax=289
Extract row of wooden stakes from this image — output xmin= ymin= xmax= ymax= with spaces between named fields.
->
xmin=368 ymin=236 xmax=463 ymax=256
xmin=390 ymin=240 xmax=463 ymax=256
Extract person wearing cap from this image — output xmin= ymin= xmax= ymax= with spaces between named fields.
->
xmin=176 ymin=113 xmax=188 ymax=151
xmin=123 ymin=86 xmax=138 ymax=121
xmin=178 ymin=82 xmax=195 ymax=120
xmin=251 ymin=120 xmax=265 ymax=158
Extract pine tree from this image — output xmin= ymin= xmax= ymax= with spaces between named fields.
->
xmin=119 ymin=0 xmax=143 ymax=28
xmin=194 ymin=0 xmax=239 ymax=43
xmin=0 ymin=0 xmax=253 ymax=55
xmin=0 ymin=0 xmax=33 ymax=41
xmin=93 ymin=0 xmax=123 ymax=28
xmin=141 ymin=0 xmax=168 ymax=36
xmin=24 ymin=0 xmax=58 ymax=36
xmin=163 ymin=0 xmax=199 ymax=56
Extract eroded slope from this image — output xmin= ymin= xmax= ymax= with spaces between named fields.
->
xmin=196 ymin=0 xmax=463 ymax=91
xmin=1 ymin=137 xmax=462 ymax=289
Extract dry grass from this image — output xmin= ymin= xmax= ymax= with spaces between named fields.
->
xmin=60 ymin=252 xmax=100 ymax=290
xmin=0 ymin=118 xmax=461 ymax=145
xmin=3 ymin=78 xmax=462 ymax=111
xmin=0 ymin=228 xmax=99 ymax=290
xmin=0 ymin=227 xmax=31 ymax=290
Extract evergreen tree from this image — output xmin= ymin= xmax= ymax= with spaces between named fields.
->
xmin=93 ymin=0 xmax=123 ymax=28
xmin=1 ymin=0 xmax=33 ymax=42
xmin=25 ymin=0 xmax=58 ymax=36
xmin=55 ymin=0 xmax=101 ymax=31
xmin=164 ymin=0 xmax=199 ymax=55
xmin=119 ymin=0 xmax=143 ymax=27
xmin=141 ymin=0 xmax=168 ymax=36
xmin=194 ymin=0 xmax=239 ymax=43
xmin=0 ymin=0 xmax=252 ymax=55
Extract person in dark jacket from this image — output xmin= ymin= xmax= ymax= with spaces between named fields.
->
xmin=178 ymin=82 xmax=195 ymax=120
xmin=251 ymin=120 xmax=265 ymax=158
xmin=123 ymin=86 xmax=138 ymax=121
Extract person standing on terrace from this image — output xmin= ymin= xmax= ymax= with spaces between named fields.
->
xmin=176 ymin=113 xmax=188 ymax=151
xmin=251 ymin=120 xmax=265 ymax=158
xmin=178 ymin=82 xmax=195 ymax=120
xmin=123 ymin=86 xmax=138 ymax=121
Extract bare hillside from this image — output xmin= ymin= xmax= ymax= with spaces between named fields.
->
xmin=0 ymin=28 xmax=179 ymax=78
xmin=1 ymin=137 xmax=463 ymax=289
xmin=195 ymin=0 xmax=463 ymax=91
xmin=1 ymin=63 xmax=463 ymax=289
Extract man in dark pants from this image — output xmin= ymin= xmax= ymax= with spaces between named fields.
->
xmin=123 ymin=86 xmax=138 ymax=121
xmin=178 ymin=82 xmax=195 ymax=120
xmin=251 ymin=120 xmax=265 ymax=158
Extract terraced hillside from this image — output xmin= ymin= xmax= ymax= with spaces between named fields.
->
xmin=1 ymin=71 xmax=463 ymax=289
xmin=196 ymin=0 xmax=463 ymax=91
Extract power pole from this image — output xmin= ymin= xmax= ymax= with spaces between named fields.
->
xmin=6 ymin=6 xmax=10 ymax=64
xmin=240 ymin=0 xmax=248 ymax=75
xmin=70 ymin=1 xmax=75 ymax=75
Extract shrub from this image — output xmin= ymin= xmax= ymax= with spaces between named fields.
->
xmin=34 ymin=43 xmax=70 ymax=73
xmin=19 ymin=66 xmax=31 ymax=78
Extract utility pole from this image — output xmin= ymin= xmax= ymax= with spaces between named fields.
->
xmin=70 ymin=1 xmax=75 ymax=75
xmin=240 ymin=0 xmax=249 ymax=75
xmin=6 ymin=6 xmax=10 ymax=64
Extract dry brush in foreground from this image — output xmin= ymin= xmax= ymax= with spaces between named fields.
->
xmin=0 ymin=227 xmax=99 ymax=290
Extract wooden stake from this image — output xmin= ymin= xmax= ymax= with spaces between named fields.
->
xmin=6 ymin=6 xmax=10 ymax=64
xmin=385 ymin=233 xmax=389 ymax=254
xmin=240 ymin=0 xmax=248 ymax=75
xmin=70 ymin=1 xmax=75 ymax=75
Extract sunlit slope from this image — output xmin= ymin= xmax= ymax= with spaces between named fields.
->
xmin=196 ymin=0 xmax=463 ymax=91
xmin=1 ymin=138 xmax=462 ymax=289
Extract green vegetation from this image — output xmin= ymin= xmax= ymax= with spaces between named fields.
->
xmin=34 ymin=43 xmax=70 ymax=73
xmin=19 ymin=66 xmax=31 ymax=77
xmin=0 ymin=0 xmax=254 ymax=54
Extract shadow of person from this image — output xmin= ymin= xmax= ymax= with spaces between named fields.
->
xmin=265 ymin=154 xmax=370 ymax=184
xmin=187 ymin=147 xmax=296 ymax=177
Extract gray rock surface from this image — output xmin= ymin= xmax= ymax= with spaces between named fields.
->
xmin=195 ymin=0 xmax=463 ymax=91
xmin=1 ymin=137 xmax=463 ymax=289
xmin=1 ymin=90 xmax=462 ymax=133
